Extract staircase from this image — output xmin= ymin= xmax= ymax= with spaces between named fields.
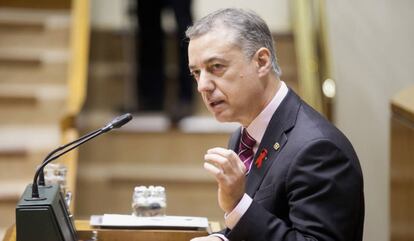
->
xmin=0 ymin=8 xmax=70 ymax=236
xmin=0 ymin=0 xmax=89 ymax=238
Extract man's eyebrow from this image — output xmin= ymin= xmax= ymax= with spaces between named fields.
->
xmin=205 ymin=56 xmax=227 ymax=63
xmin=189 ymin=57 xmax=228 ymax=70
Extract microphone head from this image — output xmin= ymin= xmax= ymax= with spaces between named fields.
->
xmin=110 ymin=113 xmax=133 ymax=129
xmin=101 ymin=113 xmax=133 ymax=132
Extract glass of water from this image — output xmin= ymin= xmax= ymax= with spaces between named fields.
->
xmin=43 ymin=163 xmax=72 ymax=207
xmin=132 ymin=185 xmax=166 ymax=216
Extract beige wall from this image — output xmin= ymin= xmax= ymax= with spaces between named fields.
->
xmin=90 ymin=0 xmax=130 ymax=30
xmin=326 ymin=1 xmax=414 ymax=241
xmin=192 ymin=0 xmax=290 ymax=32
xmin=90 ymin=0 xmax=291 ymax=32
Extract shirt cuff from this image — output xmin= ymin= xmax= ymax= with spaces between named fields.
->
xmin=210 ymin=233 xmax=228 ymax=241
xmin=224 ymin=193 xmax=253 ymax=229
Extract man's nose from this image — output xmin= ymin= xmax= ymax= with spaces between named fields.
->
xmin=197 ymin=71 xmax=214 ymax=93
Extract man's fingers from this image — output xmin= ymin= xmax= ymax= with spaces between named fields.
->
xmin=207 ymin=147 xmax=240 ymax=164
xmin=204 ymin=153 xmax=229 ymax=168
xmin=203 ymin=162 xmax=222 ymax=176
xmin=205 ymin=147 xmax=246 ymax=175
xmin=207 ymin=147 xmax=233 ymax=157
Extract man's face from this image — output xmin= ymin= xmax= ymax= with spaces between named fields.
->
xmin=188 ymin=29 xmax=265 ymax=126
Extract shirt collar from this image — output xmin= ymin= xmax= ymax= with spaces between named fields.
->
xmin=245 ymin=81 xmax=288 ymax=147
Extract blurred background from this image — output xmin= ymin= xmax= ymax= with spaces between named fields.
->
xmin=0 ymin=0 xmax=413 ymax=241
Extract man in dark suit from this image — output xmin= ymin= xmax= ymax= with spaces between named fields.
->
xmin=186 ymin=8 xmax=364 ymax=241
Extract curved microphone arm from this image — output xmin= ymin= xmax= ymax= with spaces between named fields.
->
xmin=31 ymin=129 xmax=104 ymax=198
xmin=38 ymin=129 xmax=102 ymax=186
xmin=31 ymin=113 xmax=132 ymax=198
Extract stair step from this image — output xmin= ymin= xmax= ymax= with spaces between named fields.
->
xmin=0 ymin=28 xmax=69 ymax=50
xmin=0 ymin=125 xmax=60 ymax=151
xmin=0 ymin=8 xmax=70 ymax=50
xmin=0 ymin=126 xmax=60 ymax=180
xmin=79 ymin=163 xmax=214 ymax=184
xmin=0 ymin=83 xmax=67 ymax=100
xmin=0 ymin=48 xmax=69 ymax=65
xmin=0 ymin=95 xmax=37 ymax=105
xmin=0 ymin=7 xmax=70 ymax=50
xmin=0 ymin=147 xmax=27 ymax=158
xmin=78 ymin=112 xmax=234 ymax=165
xmin=0 ymin=150 xmax=48 ymax=182
xmin=79 ymin=111 xmax=238 ymax=133
xmin=0 ymin=61 xmax=67 ymax=84
xmin=0 ymin=106 xmax=66 ymax=125
xmin=0 ymin=8 xmax=70 ymax=30
xmin=0 ymin=48 xmax=69 ymax=86
xmin=0 ymin=180 xmax=28 ymax=201
xmin=0 ymin=83 xmax=67 ymax=124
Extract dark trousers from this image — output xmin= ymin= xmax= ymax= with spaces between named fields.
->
xmin=136 ymin=0 xmax=193 ymax=111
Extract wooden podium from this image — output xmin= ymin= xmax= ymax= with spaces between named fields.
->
xmin=3 ymin=220 xmax=220 ymax=241
xmin=390 ymin=85 xmax=414 ymax=241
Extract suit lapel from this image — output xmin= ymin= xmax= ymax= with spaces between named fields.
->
xmin=228 ymin=127 xmax=242 ymax=152
xmin=246 ymin=89 xmax=302 ymax=197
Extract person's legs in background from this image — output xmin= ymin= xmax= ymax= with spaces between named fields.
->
xmin=136 ymin=0 xmax=165 ymax=111
xmin=169 ymin=0 xmax=194 ymax=122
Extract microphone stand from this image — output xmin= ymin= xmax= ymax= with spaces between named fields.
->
xmin=31 ymin=129 xmax=106 ymax=199
xmin=38 ymin=129 xmax=101 ymax=186
xmin=16 ymin=113 xmax=132 ymax=241
xmin=30 ymin=113 xmax=132 ymax=199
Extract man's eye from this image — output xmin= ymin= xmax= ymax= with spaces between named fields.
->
xmin=212 ymin=64 xmax=223 ymax=70
xmin=210 ymin=64 xmax=226 ymax=75
xmin=190 ymin=71 xmax=200 ymax=80
xmin=209 ymin=64 xmax=226 ymax=75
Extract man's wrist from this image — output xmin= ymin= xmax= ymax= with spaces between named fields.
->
xmin=210 ymin=233 xmax=228 ymax=241
xmin=224 ymin=193 xmax=253 ymax=229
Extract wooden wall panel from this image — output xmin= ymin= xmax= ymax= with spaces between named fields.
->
xmin=390 ymin=86 xmax=414 ymax=241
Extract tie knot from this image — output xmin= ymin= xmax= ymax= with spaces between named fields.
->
xmin=240 ymin=129 xmax=256 ymax=150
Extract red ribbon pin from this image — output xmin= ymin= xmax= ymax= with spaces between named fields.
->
xmin=255 ymin=148 xmax=268 ymax=168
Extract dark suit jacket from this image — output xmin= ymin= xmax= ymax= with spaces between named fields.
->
xmin=223 ymin=89 xmax=364 ymax=241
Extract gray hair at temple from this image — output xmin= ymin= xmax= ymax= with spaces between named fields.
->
xmin=186 ymin=8 xmax=282 ymax=77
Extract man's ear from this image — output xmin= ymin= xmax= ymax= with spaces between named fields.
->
xmin=254 ymin=47 xmax=272 ymax=77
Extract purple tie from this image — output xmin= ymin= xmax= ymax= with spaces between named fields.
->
xmin=238 ymin=129 xmax=256 ymax=173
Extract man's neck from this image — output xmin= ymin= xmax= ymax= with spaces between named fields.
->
xmin=241 ymin=77 xmax=281 ymax=127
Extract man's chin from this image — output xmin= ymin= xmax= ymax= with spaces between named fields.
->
xmin=213 ymin=113 xmax=233 ymax=123
xmin=207 ymin=107 xmax=235 ymax=123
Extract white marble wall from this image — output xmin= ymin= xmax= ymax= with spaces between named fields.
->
xmin=326 ymin=1 xmax=414 ymax=241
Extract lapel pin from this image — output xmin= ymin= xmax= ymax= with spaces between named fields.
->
xmin=255 ymin=148 xmax=268 ymax=169
xmin=273 ymin=142 xmax=280 ymax=151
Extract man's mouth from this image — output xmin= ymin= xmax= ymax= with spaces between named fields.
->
xmin=209 ymin=100 xmax=224 ymax=108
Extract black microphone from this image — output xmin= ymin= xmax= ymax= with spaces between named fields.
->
xmin=31 ymin=113 xmax=133 ymax=198
xmin=101 ymin=113 xmax=133 ymax=132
